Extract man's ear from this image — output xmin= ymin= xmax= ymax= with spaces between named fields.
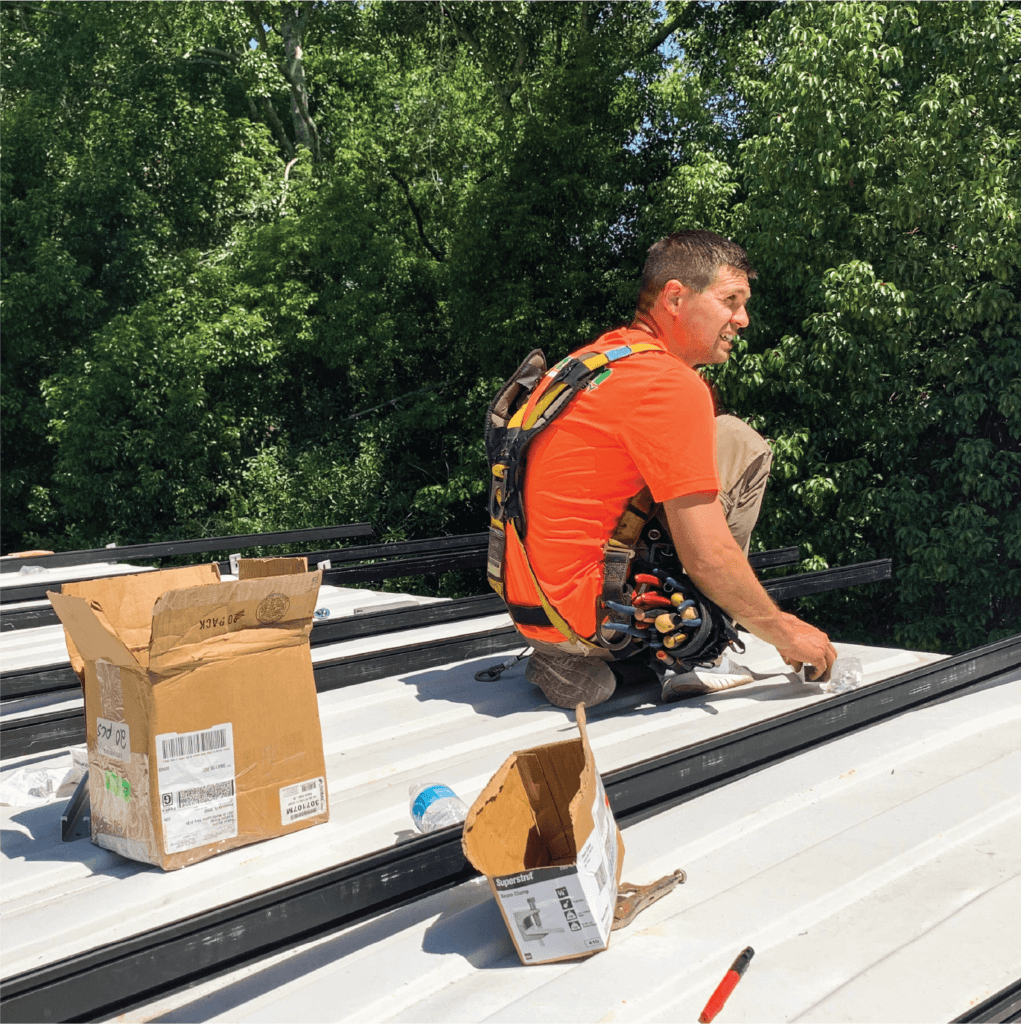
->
xmin=659 ymin=279 xmax=689 ymax=317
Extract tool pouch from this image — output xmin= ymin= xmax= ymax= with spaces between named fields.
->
xmin=632 ymin=520 xmax=745 ymax=670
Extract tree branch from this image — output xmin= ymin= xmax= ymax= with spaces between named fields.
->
xmin=244 ymin=2 xmax=271 ymax=52
xmin=577 ymin=1 xmax=589 ymax=37
xmin=505 ymin=13 xmax=527 ymax=74
xmin=262 ymin=95 xmax=295 ymax=159
xmin=193 ymin=45 xmax=240 ymax=63
xmin=386 ymin=167 xmax=446 ymax=262
xmin=280 ymin=4 xmax=322 ymax=162
xmin=643 ymin=11 xmax=687 ymax=57
xmin=442 ymin=4 xmax=517 ymax=116
xmin=6 ymin=1 xmax=61 ymax=14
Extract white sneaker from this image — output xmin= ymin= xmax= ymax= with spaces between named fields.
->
xmin=661 ymin=656 xmax=754 ymax=701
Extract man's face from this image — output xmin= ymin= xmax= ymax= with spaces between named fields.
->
xmin=666 ymin=265 xmax=752 ymax=367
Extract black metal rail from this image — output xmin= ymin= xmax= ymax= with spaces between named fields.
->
xmin=312 ymin=592 xmax=506 ymax=645
xmin=0 ymin=623 xmax=522 ymax=759
xmin=953 ymin=976 xmax=1021 ymax=1023
xmin=761 ymin=558 xmax=891 ymax=601
xmin=1 ymin=665 xmax=81 ymax=702
xmin=0 ymin=538 xmax=803 ymax=616
xmin=0 ymin=545 xmax=805 ymax=694
xmin=0 ymin=533 xmax=488 ymax=616
xmin=0 ymin=606 xmax=60 ymax=632
xmin=0 ymin=524 xmax=375 ymax=573
xmin=0 ymin=530 xmax=482 ymax=606
xmin=0 ymin=593 xmax=509 ymax=702
xmin=0 ymin=556 xmax=886 ymax=756
xmin=322 ymin=547 xmax=488 ymax=585
xmin=2 ymin=634 xmax=1016 ymax=1023
xmin=302 ymin=531 xmax=488 ymax=566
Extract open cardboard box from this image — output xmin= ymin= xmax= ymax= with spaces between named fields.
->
xmin=462 ymin=705 xmax=624 ymax=964
xmin=49 ymin=559 xmax=329 ymax=870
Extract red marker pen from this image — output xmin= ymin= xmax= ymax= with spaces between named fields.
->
xmin=698 ymin=946 xmax=754 ymax=1023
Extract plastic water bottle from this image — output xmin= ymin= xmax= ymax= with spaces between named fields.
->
xmin=820 ymin=656 xmax=865 ymax=694
xmin=409 ymin=783 xmax=468 ymax=833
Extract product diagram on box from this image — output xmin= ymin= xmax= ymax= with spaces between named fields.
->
xmin=496 ymin=866 xmax=606 ymax=962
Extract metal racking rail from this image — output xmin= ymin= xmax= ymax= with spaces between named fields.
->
xmin=1 ymin=634 xmax=1016 ymax=1023
xmin=0 ymin=524 xmax=375 ymax=573
xmin=0 ymin=555 xmax=888 ymax=758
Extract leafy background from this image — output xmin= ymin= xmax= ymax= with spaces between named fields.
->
xmin=2 ymin=1 xmax=1018 ymax=651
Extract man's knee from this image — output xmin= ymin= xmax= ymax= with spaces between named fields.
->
xmin=716 ymin=414 xmax=772 ymax=490
xmin=715 ymin=414 xmax=772 ymax=554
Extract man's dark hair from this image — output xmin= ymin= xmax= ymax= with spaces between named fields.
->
xmin=636 ymin=230 xmax=757 ymax=313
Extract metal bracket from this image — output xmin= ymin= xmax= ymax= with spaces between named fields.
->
xmin=60 ymin=772 xmax=90 ymax=843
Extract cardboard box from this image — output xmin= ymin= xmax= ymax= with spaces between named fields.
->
xmin=49 ymin=562 xmax=329 ymax=870
xmin=462 ymin=705 xmax=624 ymax=964
xmin=237 ymin=556 xmax=309 ymax=580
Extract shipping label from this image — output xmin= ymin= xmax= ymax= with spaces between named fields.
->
xmin=493 ymin=864 xmax=608 ymax=963
xmin=279 ymin=776 xmax=326 ymax=825
xmin=155 ymin=723 xmax=237 ymax=854
xmin=576 ymin=775 xmax=618 ymax=939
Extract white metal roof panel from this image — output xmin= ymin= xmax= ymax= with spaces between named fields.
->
xmin=1 ymin=631 xmax=946 ymax=984
xmin=0 ymin=623 xmax=70 ymax=673
xmin=0 ymin=583 xmax=445 ymax=676
xmin=0 ymin=562 xmax=158 ymax=594
xmin=121 ymin=672 xmax=1021 ymax=1024
xmin=0 ymin=610 xmax=514 ymax=731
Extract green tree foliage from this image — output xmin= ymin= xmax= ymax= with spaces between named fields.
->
xmin=1 ymin=1 xmax=283 ymax=542
xmin=2 ymin=1 xmax=1017 ymax=650
xmin=3 ymin=0 xmax=685 ymax=547
xmin=674 ymin=1 xmax=1020 ymax=649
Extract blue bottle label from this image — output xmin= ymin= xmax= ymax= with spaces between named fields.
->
xmin=413 ymin=785 xmax=456 ymax=821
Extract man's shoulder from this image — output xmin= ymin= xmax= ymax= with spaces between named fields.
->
xmin=581 ymin=331 xmax=703 ymax=390
xmin=583 ymin=327 xmax=662 ymax=354
xmin=577 ymin=329 xmax=674 ymax=372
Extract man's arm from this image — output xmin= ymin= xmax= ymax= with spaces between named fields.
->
xmin=662 ymin=492 xmax=838 ymax=680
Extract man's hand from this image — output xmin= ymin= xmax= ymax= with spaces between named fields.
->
xmin=663 ymin=493 xmax=837 ymax=681
xmin=773 ymin=613 xmax=838 ymax=682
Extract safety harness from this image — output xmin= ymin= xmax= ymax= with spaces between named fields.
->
xmin=485 ymin=342 xmax=665 ymax=654
xmin=485 ymin=341 xmax=743 ymax=667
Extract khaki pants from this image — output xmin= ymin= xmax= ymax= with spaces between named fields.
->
xmin=528 ymin=414 xmax=772 ymax=660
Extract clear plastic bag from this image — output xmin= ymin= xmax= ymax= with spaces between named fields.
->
xmin=819 ymin=657 xmax=865 ymax=694
xmin=0 ymin=746 xmax=88 ymax=807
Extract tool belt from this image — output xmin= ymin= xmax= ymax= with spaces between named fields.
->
xmin=616 ymin=520 xmax=745 ymax=670
xmin=485 ymin=342 xmax=743 ymax=668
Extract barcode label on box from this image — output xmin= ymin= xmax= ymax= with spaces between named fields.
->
xmin=279 ymin=776 xmax=326 ymax=825
xmin=177 ymin=779 xmax=235 ymax=808
xmin=160 ymin=727 xmax=228 ymax=761
xmin=155 ymin=723 xmax=237 ymax=854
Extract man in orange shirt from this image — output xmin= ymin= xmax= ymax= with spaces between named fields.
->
xmin=513 ymin=231 xmax=837 ymax=708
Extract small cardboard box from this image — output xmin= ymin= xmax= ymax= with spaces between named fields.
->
xmin=462 ymin=705 xmax=624 ymax=964
xmin=237 ymin=556 xmax=309 ymax=580
xmin=49 ymin=562 xmax=329 ymax=870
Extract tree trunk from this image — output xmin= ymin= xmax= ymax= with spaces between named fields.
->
xmin=283 ymin=5 xmax=321 ymax=162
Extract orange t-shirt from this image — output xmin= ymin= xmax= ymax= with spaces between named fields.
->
xmin=508 ymin=328 xmax=719 ymax=641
